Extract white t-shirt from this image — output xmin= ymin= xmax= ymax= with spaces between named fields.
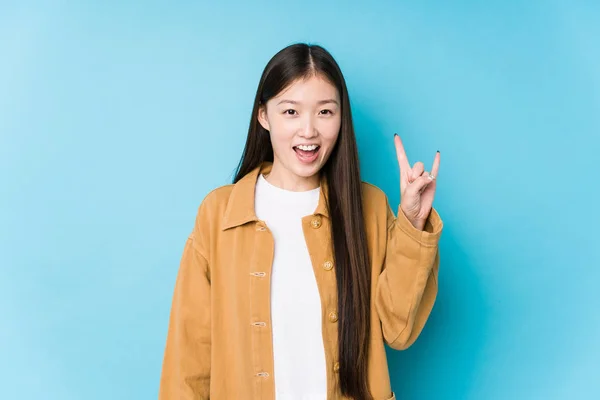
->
xmin=254 ymin=173 xmax=327 ymax=400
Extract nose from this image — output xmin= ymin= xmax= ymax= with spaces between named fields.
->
xmin=298 ymin=116 xmax=318 ymax=138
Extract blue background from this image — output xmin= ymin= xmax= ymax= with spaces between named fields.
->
xmin=1 ymin=1 xmax=599 ymax=399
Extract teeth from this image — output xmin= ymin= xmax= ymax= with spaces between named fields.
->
xmin=296 ymin=144 xmax=318 ymax=151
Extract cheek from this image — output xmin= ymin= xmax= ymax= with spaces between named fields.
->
xmin=269 ymin=115 xmax=295 ymax=135
xmin=268 ymin=127 xmax=295 ymax=150
xmin=321 ymin=119 xmax=341 ymax=144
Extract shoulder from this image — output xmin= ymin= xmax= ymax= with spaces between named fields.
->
xmin=360 ymin=181 xmax=391 ymax=209
xmin=194 ymin=184 xmax=235 ymax=224
xmin=200 ymin=184 xmax=235 ymax=209
xmin=187 ymin=183 xmax=235 ymax=257
xmin=360 ymin=181 xmax=395 ymax=228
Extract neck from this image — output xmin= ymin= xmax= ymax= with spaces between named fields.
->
xmin=264 ymin=160 xmax=320 ymax=192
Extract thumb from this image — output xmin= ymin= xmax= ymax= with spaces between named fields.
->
xmin=408 ymin=171 xmax=435 ymax=193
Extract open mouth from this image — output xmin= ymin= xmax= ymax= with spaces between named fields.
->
xmin=293 ymin=145 xmax=321 ymax=163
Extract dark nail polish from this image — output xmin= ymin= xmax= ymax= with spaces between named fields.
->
xmin=394 ymin=133 xmax=398 ymax=137
xmin=437 ymin=150 xmax=440 ymax=153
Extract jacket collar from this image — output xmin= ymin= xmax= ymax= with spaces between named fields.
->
xmin=222 ymin=161 xmax=330 ymax=231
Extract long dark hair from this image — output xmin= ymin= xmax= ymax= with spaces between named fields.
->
xmin=233 ymin=43 xmax=372 ymax=400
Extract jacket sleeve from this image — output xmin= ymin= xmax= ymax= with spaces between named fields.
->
xmin=375 ymin=200 xmax=443 ymax=350
xmin=159 ymin=230 xmax=211 ymax=399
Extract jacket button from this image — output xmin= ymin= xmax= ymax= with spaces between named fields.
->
xmin=328 ymin=311 xmax=338 ymax=323
xmin=323 ymin=261 xmax=333 ymax=271
xmin=310 ymin=217 xmax=322 ymax=229
xmin=333 ymin=362 xmax=340 ymax=372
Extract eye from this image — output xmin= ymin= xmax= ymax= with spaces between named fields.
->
xmin=320 ymin=109 xmax=333 ymax=115
xmin=283 ymin=109 xmax=297 ymax=115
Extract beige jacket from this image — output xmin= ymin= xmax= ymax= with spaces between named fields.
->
xmin=159 ymin=161 xmax=443 ymax=400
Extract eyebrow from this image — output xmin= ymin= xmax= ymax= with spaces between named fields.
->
xmin=276 ymin=99 xmax=339 ymax=106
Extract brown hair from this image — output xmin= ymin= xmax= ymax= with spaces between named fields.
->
xmin=233 ymin=43 xmax=372 ymax=400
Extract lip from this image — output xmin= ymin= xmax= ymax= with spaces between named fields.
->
xmin=293 ymin=146 xmax=320 ymax=164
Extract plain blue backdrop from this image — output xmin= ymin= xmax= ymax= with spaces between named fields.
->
xmin=1 ymin=1 xmax=599 ymax=399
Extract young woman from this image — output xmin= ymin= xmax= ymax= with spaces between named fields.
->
xmin=159 ymin=43 xmax=443 ymax=400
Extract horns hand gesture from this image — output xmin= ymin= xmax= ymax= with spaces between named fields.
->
xmin=394 ymin=134 xmax=440 ymax=231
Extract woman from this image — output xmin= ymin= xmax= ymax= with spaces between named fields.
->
xmin=159 ymin=43 xmax=442 ymax=400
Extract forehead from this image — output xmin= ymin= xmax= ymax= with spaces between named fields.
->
xmin=273 ymin=74 xmax=339 ymax=102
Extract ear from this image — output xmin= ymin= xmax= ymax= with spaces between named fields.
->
xmin=257 ymin=104 xmax=271 ymax=131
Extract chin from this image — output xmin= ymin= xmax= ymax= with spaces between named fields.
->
xmin=293 ymin=161 xmax=323 ymax=176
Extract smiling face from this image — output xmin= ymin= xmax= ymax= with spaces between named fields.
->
xmin=257 ymin=74 xmax=342 ymax=190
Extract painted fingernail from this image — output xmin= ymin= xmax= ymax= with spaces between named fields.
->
xmin=437 ymin=150 xmax=440 ymax=153
xmin=394 ymin=133 xmax=398 ymax=137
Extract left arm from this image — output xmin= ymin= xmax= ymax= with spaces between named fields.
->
xmin=376 ymin=134 xmax=443 ymax=350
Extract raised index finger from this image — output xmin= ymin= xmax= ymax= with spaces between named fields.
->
xmin=394 ymin=134 xmax=411 ymax=175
